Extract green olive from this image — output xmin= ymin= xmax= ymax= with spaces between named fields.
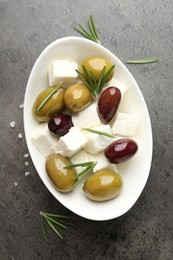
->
xmin=83 ymin=169 xmax=123 ymax=201
xmin=79 ymin=57 xmax=114 ymax=81
xmin=46 ymin=154 xmax=77 ymax=193
xmin=64 ymin=84 xmax=92 ymax=112
xmin=33 ymin=87 xmax=65 ymax=122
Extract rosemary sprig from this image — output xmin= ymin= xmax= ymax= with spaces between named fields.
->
xmin=40 ymin=211 xmax=73 ymax=240
xmin=36 ymin=83 xmax=61 ymax=112
xmin=76 ymin=65 xmax=115 ymax=97
xmin=83 ymin=128 xmax=115 ymax=138
xmin=64 ymin=161 xmax=97 ymax=186
xmin=126 ymin=58 xmax=159 ymax=64
xmin=74 ymin=15 xmax=100 ymax=44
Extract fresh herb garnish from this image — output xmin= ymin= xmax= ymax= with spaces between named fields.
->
xmin=74 ymin=16 xmax=100 ymax=44
xmin=37 ymin=83 xmax=61 ymax=112
xmin=83 ymin=128 xmax=115 ymax=138
xmin=64 ymin=161 xmax=97 ymax=186
xmin=126 ymin=58 xmax=159 ymax=64
xmin=76 ymin=65 xmax=115 ymax=97
xmin=40 ymin=211 xmax=73 ymax=240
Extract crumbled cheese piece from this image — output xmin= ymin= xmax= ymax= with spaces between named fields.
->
xmin=111 ymin=112 xmax=138 ymax=137
xmin=83 ymin=124 xmax=114 ymax=154
xmin=24 ymin=153 xmax=29 ymax=158
xmin=48 ymin=60 xmax=78 ymax=87
xmin=88 ymin=152 xmax=118 ymax=173
xmin=72 ymin=102 xmax=101 ymax=128
xmin=31 ymin=123 xmax=59 ymax=157
xmin=18 ymin=133 xmax=23 ymax=139
xmin=71 ymin=150 xmax=90 ymax=174
xmin=56 ymin=127 xmax=87 ymax=158
xmin=10 ymin=121 xmax=16 ymax=128
xmin=104 ymin=78 xmax=127 ymax=97
xmin=25 ymin=172 xmax=30 ymax=176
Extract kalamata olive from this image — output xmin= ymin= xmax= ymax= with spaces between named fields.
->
xmin=46 ymin=154 xmax=77 ymax=193
xmin=83 ymin=169 xmax=123 ymax=201
xmin=98 ymin=87 xmax=121 ymax=124
xmin=79 ymin=57 xmax=114 ymax=80
xmin=48 ymin=114 xmax=73 ymax=136
xmin=64 ymin=84 xmax=92 ymax=112
xmin=33 ymin=87 xmax=65 ymax=122
xmin=105 ymin=139 xmax=138 ymax=164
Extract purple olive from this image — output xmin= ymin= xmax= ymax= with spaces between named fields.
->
xmin=105 ymin=139 xmax=138 ymax=164
xmin=48 ymin=114 xmax=73 ymax=136
xmin=98 ymin=87 xmax=121 ymax=124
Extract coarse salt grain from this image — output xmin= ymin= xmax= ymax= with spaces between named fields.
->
xmin=10 ymin=121 xmax=16 ymax=128
xmin=25 ymin=172 xmax=30 ymax=176
xmin=25 ymin=161 xmax=29 ymax=166
xmin=24 ymin=153 xmax=29 ymax=158
xmin=18 ymin=133 xmax=23 ymax=139
xmin=14 ymin=182 xmax=18 ymax=186
xmin=19 ymin=104 xmax=24 ymax=108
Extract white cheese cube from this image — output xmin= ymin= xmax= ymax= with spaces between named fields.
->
xmin=104 ymin=78 xmax=127 ymax=97
xmin=88 ymin=152 xmax=118 ymax=173
xmin=56 ymin=127 xmax=87 ymax=158
xmin=72 ymin=102 xmax=101 ymax=128
xmin=83 ymin=124 xmax=114 ymax=154
xmin=48 ymin=60 xmax=78 ymax=86
xmin=31 ymin=123 xmax=58 ymax=157
xmin=111 ymin=112 xmax=138 ymax=137
xmin=71 ymin=150 xmax=90 ymax=174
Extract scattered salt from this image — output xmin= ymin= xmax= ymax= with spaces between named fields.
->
xmin=14 ymin=182 xmax=18 ymax=186
xmin=24 ymin=153 xmax=29 ymax=158
xmin=25 ymin=161 xmax=29 ymax=166
xmin=10 ymin=121 xmax=16 ymax=128
xmin=25 ymin=172 xmax=30 ymax=176
xmin=19 ymin=103 xmax=24 ymax=108
xmin=18 ymin=133 xmax=23 ymax=139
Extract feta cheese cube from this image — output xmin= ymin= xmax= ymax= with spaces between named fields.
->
xmin=104 ymin=78 xmax=127 ymax=97
xmin=88 ymin=152 xmax=118 ymax=173
xmin=72 ymin=102 xmax=101 ymax=128
xmin=31 ymin=123 xmax=59 ymax=157
xmin=71 ymin=150 xmax=90 ymax=174
xmin=48 ymin=60 xmax=78 ymax=86
xmin=111 ymin=112 xmax=138 ymax=137
xmin=56 ymin=127 xmax=87 ymax=157
xmin=83 ymin=124 xmax=114 ymax=154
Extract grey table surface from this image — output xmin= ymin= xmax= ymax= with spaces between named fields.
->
xmin=1 ymin=0 xmax=173 ymax=259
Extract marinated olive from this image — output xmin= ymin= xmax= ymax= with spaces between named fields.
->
xmin=105 ymin=139 xmax=138 ymax=164
xmin=83 ymin=170 xmax=123 ymax=201
xmin=64 ymin=84 xmax=92 ymax=112
xmin=48 ymin=114 xmax=73 ymax=136
xmin=46 ymin=154 xmax=77 ymax=192
xmin=98 ymin=86 xmax=121 ymax=124
xmin=33 ymin=87 xmax=65 ymax=122
xmin=79 ymin=57 xmax=114 ymax=80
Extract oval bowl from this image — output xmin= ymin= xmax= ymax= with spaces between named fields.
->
xmin=24 ymin=37 xmax=152 ymax=221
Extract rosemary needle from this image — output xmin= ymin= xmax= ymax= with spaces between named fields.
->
xmin=40 ymin=211 xmax=73 ymax=240
xmin=83 ymin=128 xmax=115 ymax=138
xmin=74 ymin=16 xmax=100 ymax=44
xmin=36 ymin=83 xmax=61 ymax=112
xmin=126 ymin=58 xmax=159 ymax=64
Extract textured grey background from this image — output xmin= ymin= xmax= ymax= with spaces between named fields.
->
xmin=0 ymin=0 xmax=173 ymax=259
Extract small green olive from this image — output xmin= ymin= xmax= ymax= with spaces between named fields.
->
xmin=79 ymin=57 xmax=114 ymax=81
xmin=64 ymin=84 xmax=92 ymax=112
xmin=46 ymin=154 xmax=77 ymax=193
xmin=83 ymin=169 xmax=123 ymax=201
xmin=33 ymin=87 xmax=65 ymax=122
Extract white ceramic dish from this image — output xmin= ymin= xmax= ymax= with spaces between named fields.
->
xmin=24 ymin=37 xmax=152 ymax=221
